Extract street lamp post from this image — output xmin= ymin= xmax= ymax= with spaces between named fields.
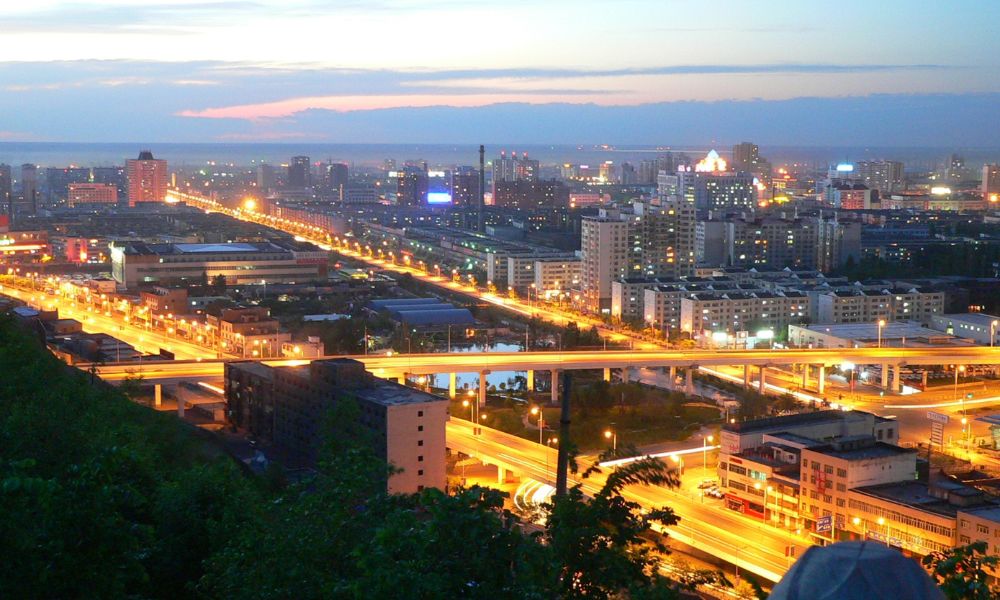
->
xmin=955 ymin=365 xmax=966 ymax=413
xmin=530 ymin=406 xmax=545 ymax=445
xmin=703 ymin=434 xmax=714 ymax=475
xmin=877 ymin=319 xmax=886 ymax=348
xmin=992 ymin=320 xmax=999 ymax=348
xmin=604 ymin=425 xmax=617 ymax=452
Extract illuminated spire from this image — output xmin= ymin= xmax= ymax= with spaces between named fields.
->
xmin=695 ymin=149 xmax=728 ymax=173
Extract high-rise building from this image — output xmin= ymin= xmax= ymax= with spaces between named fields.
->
xmin=126 ymin=151 xmax=168 ymax=206
xmin=493 ymin=151 xmax=538 ymax=184
xmin=20 ymin=164 xmax=38 ymax=215
xmin=287 ymin=155 xmax=311 ymax=189
xmin=731 ymin=142 xmax=760 ymax=172
xmin=675 ymin=150 xmax=756 ymax=214
xmin=322 ymin=162 xmax=349 ymax=200
xmin=982 ymin=164 xmax=1000 ymax=204
xmin=92 ymin=166 xmax=128 ymax=199
xmin=492 ymin=180 xmax=569 ymax=211
xmin=0 ymin=164 xmax=11 ymax=215
xmin=450 ymin=166 xmax=481 ymax=208
xmin=856 ymin=160 xmax=904 ymax=194
xmin=257 ymin=163 xmax=276 ymax=192
xmin=620 ymin=162 xmax=637 ymax=184
xmin=396 ymin=165 xmax=428 ymax=206
xmin=945 ymin=154 xmax=966 ymax=182
xmin=581 ymin=216 xmax=631 ymax=313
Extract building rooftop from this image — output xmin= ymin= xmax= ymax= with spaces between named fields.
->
xmin=853 ymin=481 xmax=961 ymax=518
xmin=935 ymin=313 xmax=1000 ymax=327
xmin=810 ymin=440 xmax=916 ymax=461
xmin=725 ymin=410 xmax=860 ymax=435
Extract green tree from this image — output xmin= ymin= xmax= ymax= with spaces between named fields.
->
xmin=922 ymin=541 xmax=1000 ymax=600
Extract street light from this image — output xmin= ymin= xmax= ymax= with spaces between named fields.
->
xmin=992 ymin=320 xmax=998 ymax=348
xmin=877 ymin=319 xmax=886 ymax=348
xmin=604 ymin=425 xmax=617 ymax=452
xmin=955 ymin=365 xmax=966 ymax=413
xmin=530 ymin=406 xmax=545 ymax=445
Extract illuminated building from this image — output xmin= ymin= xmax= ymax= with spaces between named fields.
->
xmin=731 ymin=142 xmax=761 ymax=172
xmin=856 ymin=160 xmax=904 ymax=194
xmin=983 ymin=164 xmax=1000 ymax=204
xmin=68 ymin=182 xmax=118 ymax=207
xmin=92 ymin=166 xmax=127 ymax=198
xmin=109 ymin=240 xmax=328 ymax=288
xmin=322 ymin=161 xmax=348 ymax=200
xmin=287 ymin=155 xmax=311 ymax=189
xmin=225 ymin=358 xmax=448 ymax=493
xmin=675 ymin=150 xmax=756 ymax=213
xmin=44 ymin=167 xmax=90 ymax=205
xmin=126 ymin=151 xmax=168 ymax=205
xmin=450 ymin=166 xmax=481 ymax=208
xmin=703 ymin=215 xmax=861 ymax=272
xmin=493 ymin=151 xmax=538 ymax=184
xmin=396 ymin=165 xmax=428 ymax=206
xmin=491 ymin=180 xmax=568 ymax=211
xmin=20 ymin=163 xmax=38 ymax=216
xmin=0 ymin=227 xmax=50 ymax=256
xmin=827 ymin=182 xmax=873 ymax=210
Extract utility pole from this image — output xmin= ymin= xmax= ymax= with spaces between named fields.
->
xmin=555 ymin=372 xmax=573 ymax=496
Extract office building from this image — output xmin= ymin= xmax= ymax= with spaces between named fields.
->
xmin=257 ymin=163 xmax=277 ymax=192
xmin=856 ymin=160 xmax=904 ymax=195
xmin=109 ymin=240 xmax=328 ymax=288
xmin=826 ymin=182 xmax=874 ymax=210
xmin=983 ymin=164 xmax=1000 ymax=204
xmin=287 ymin=156 xmax=311 ymax=189
xmin=225 ymin=358 xmax=448 ymax=493
xmin=126 ymin=151 xmax=168 ymax=205
xmin=732 ymin=142 xmax=761 ymax=173
xmin=395 ymin=165 xmax=428 ymax=206
xmin=68 ymin=183 xmax=118 ymax=207
xmin=492 ymin=180 xmax=569 ymax=211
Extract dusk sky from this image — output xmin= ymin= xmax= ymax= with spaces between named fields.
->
xmin=2 ymin=0 xmax=999 ymax=145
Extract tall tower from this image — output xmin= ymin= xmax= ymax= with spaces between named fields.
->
xmin=478 ymin=145 xmax=485 ymax=232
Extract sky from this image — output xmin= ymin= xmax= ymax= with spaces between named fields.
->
xmin=1 ymin=0 xmax=999 ymax=145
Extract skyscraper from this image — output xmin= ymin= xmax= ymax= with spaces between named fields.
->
xmin=287 ymin=156 xmax=311 ymax=189
xmin=0 ymin=164 xmax=11 ymax=215
xmin=450 ymin=166 xmax=481 ymax=207
xmin=493 ymin=151 xmax=538 ymax=184
xmin=257 ymin=163 xmax=276 ymax=192
xmin=92 ymin=166 xmax=128 ymax=199
xmin=856 ymin=160 xmax=904 ymax=194
xmin=676 ymin=151 xmax=756 ymax=214
xmin=323 ymin=162 xmax=349 ymax=200
xmin=983 ymin=164 xmax=1000 ymax=204
xmin=396 ymin=165 xmax=428 ymax=206
xmin=20 ymin=163 xmax=38 ymax=215
xmin=731 ymin=142 xmax=760 ymax=172
xmin=126 ymin=151 xmax=167 ymax=206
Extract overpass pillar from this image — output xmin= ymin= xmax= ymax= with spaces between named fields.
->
xmin=550 ymin=370 xmax=561 ymax=405
xmin=881 ymin=363 xmax=889 ymax=390
xmin=526 ymin=369 xmax=534 ymax=393
xmin=497 ymin=466 xmax=506 ymax=484
xmin=622 ymin=367 xmax=631 ymax=384
xmin=743 ymin=365 xmax=751 ymax=389
xmin=154 ymin=383 xmax=162 ymax=408
xmin=892 ymin=365 xmax=902 ymax=393
xmin=478 ymin=370 xmax=488 ymax=408
xmin=758 ymin=366 xmax=766 ymax=395
xmin=603 ymin=368 xmax=611 ymax=382
xmin=685 ymin=367 xmax=695 ymax=393
xmin=818 ymin=366 xmax=825 ymax=395
xmin=801 ymin=365 xmax=809 ymax=389
xmin=669 ymin=366 xmax=677 ymax=389
xmin=397 ymin=374 xmax=407 ymax=385
xmin=448 ymin=372 xmax=457 ymax=399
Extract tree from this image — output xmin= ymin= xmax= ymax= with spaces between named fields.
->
xmin=212 ymin=274 xmax=227 ymax=295
xmin=922 ymin=541 xmax=1000 ymax=600
xmin=543 ymin=450 xmax=683 ymax=599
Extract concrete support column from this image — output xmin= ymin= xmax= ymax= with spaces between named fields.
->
xmin=603 ymin=368 xmax=611 ymax=382
xmin=743 ymin=364 xmax=751 ymax=389
xmin=801 ymin=365 xmax=809 ymax=389
xmin=669 ymin=366 xmax=677 ymax=389
xmin=497 ymin=466 xmax=506 ymax=484
xmin=880 ymin=363 xmax=889 ymax=390
xmin=448 ymin=372 xmax=457 ymax=399
xmin=758 ymin=366 xmax=766 ymax=394
xmin=154 ymin=383 xmax=162 ymax=408
xmin=621 ymin=367 xmax=630 ymax=384
xmin=527 ymin=369 xmax=534 ymax=393
xmin=685 ymin=367 xmax=695 ymax=393
xmin=818 ymin=366 xmax=826 ymax=395
xmin=478 ymin=370 xmax=488 ymax=408
xmin=550 ymin=369 xmax=561 ymax=405
xmin=892 ymin=365 xmax=902 ymax=393
xmin=397 ymin=375 xmax=406 ymax=385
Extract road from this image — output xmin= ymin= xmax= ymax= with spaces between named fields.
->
xmin=447 ymin=418 xmax=798 ymax=582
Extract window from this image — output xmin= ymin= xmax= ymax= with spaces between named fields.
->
xmin=837 ymin=468 xmax=847 ymax=478
xmin=418 ymin=425 xmax=423 ymax=432
xmin=417 ymin=485 xmax=425 ymax=492
xmin=837 ymin=498 xmax=846 ymax=507
xmin=417 ymin=410 xmax=424 ymax=417
xmin=417 ymin=440 xmax=423 ymax=446
xmin=418 ymin=469 xmax=424 ymax=476
xmin=960 ymin=535 xmax=971 ymax=544
xmin=978 ymin=524 xmax=990 ymax=535
xmin=837 ymin=483 xmax=846 ymax=492
xmin=418 ymin=456 xmax=424 ymax=462
xmin=824 ymin=465 xmax=833 ymax=475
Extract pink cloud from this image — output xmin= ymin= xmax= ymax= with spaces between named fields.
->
xmin=178 ymin=92 xmax=636 ymax=120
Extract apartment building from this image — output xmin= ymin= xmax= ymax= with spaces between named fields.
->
xmin=815 ymin=288 xmax=944 ymax=325
xmin=679 ymin=291 xmax=810 ymax=339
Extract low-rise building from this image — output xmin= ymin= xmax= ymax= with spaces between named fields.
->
xmin=815 ymin=287 xmax=944 ymax=325
xmin=208 ymin=306 xmax=290 ymax=358
xmin=788 ymin=322 xmax=971 ymax=349
xmin=225 ymin=358 xmax=448 ymax=493
xmin=930 ymin=313 xmax=1000 ymax=346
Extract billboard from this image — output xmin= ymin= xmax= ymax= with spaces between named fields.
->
xmin=427 ymin=192 xmax=452 ymax=205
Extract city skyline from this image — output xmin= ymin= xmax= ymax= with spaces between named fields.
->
xmin=1 ymin=1 xmax=999 ymax=144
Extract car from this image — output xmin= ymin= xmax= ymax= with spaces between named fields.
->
xmin=697 ymin=480 xmax=716 ymax=490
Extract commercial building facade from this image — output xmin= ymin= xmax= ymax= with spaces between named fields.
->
xmin=126 ymin=150 xmax=168 ymax=205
